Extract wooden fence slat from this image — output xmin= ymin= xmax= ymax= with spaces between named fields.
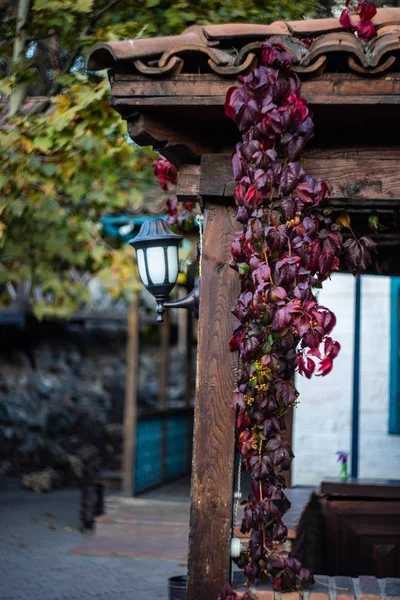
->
xmin=122 ymin=294 xmax=140 ymax=497
xmin=187 ymin=204 xmax=240 ymax=600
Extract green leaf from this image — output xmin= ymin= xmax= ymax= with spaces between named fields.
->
xmin=33 ymin=137 xmax=53 ymax=152
xmin=41 ymin=163 xmax=58 ymax=177
xmin=368 ymin=215 xmax=379 ymax=233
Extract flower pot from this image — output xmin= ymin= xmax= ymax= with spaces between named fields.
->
xmin=80 ymin=481 xmax=104 ymax=530
xmin=168 ymin=575 xmax=186 ymax=600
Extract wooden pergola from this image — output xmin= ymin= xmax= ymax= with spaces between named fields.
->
xmin=88 ymin=9 xmax=400 ymax=599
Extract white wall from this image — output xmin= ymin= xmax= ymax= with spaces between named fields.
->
xmin=359 ymin=276 xmax=400 ymax=478
xmin=292 ymin=273 xmax=400 ymax=486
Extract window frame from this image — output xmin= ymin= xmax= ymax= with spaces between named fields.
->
xmin=389 ymin=277 xmax=400 ymax=434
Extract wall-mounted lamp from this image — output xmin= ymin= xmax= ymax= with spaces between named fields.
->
xmin=129 ymin=218 xmax=199 ymax=322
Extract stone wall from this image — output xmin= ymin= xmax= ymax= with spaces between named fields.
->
xmin=0 ymin=317 xmax=194 ymax=489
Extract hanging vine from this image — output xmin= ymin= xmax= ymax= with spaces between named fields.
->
xmin=217 ymin=41 xmax=376 ymax=599
xmin=153 ymin=31 xmax=377 ymax=599
xmin=153 ymin=157 xmax=197 ymax=231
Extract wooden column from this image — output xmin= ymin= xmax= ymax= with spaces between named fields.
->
xmin=159 ymin=308 xmax=170 ymax=410
xmin=184 ymin=309 xmax=193 ymax=406
xmin=187 ymin=203 xmax=240 ymax=600
xmin=122 ymin=293 xmax=140 ymax=497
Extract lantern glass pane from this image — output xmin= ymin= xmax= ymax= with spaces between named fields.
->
xmin=167 ymin=245 xmax=179 ymax=284
xmin=137 ymin=249 xmax=148 ymax=286
xmin=147 ymin=246 xmax=166 ymax=284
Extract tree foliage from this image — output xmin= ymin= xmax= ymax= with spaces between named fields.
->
xmin=0 ymin=0 xmax=318 ymax=318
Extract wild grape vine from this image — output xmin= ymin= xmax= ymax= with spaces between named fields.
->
xmin=340 ymin=0 xmax=377 ymax=40
xmin=217 ymin=41 xmax=375 ymax=599
xmin=153 ymin=157 xmax=196 ymax=230
xmin=153 ymin=39 xmax=376 ymax=600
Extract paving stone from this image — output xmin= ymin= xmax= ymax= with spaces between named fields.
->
xmin=386 ymin=580 xmax=400 ymax=598
xmin=310 ymin=576 xmax=330 ymax=593
xmin=280 ymin=592 xmax=301 ymax=600
xmin=337 ymin=595 xmax=355 ymax=600
xmin=335 ymin=578 xmax=355 ymax=595
xmin=359 ymin=577 xmax=381 ymax=596
xmin=310 ymin=593 xmax=329 ymax=600
xmin=0 ymin=483 xmax=186 ymax=600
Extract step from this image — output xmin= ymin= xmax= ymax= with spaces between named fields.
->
xmin=95 ymin=470 xmax=122 ymax=490
xmin=95 ymin=496 xmax=190 ymax=537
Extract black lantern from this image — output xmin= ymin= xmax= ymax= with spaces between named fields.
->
xmin=129 ymin=219 xmax=183 ymax=322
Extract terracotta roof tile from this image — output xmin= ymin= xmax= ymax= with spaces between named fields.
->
xmin=86 ymin=8 xmax=400 ymax=77
xmin=201 ymin=22 xmax=290 ymax=40
xmin=87 ymin=30 xmax=204 ymax=69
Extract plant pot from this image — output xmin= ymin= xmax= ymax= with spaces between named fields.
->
xmin=168 ymin=575 xmax=187 ymax=600
xmin=80 ymin=481 xmax=104 ymax=530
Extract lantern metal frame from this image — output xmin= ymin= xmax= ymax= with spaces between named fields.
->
xmin=129 ymin=218 xmax=199 ymax=322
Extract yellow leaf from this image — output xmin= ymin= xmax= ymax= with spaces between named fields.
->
xmin=336 ymin=212 xmax=351 ymax=229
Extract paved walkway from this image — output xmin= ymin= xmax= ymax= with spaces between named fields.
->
xmin=0 ymin=478 xmax=186 ymax=600
xmin=0 ymin=476 xmax=313 ymax=600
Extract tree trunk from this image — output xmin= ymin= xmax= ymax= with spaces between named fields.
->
xmin=9 ymin=0 xmax=30 ymax=117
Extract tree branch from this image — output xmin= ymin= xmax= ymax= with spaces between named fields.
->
xmin=49 ymin=0 xmax=125 ymax=95
xmin=91 ymin=0 xmax=125 ymax=24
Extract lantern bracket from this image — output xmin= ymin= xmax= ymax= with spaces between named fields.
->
xmin=163 ymin=276 xmax=200 ymax=321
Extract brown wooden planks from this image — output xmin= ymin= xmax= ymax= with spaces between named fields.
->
xmin=177 ymin=163 xmax=201 ymax=202
xmin=198 ymin=149 xmax=400 ymax=205
xmin=187 ymin=204 xmax=240 ymax=600
xmin=111 ymin=73 xmax=400 ymax=105
xmin=325 ymin=499 xmax=400 ymax=577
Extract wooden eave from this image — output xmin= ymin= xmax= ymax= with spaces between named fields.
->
xmin=87 ymin=9 xmax=400 ymax=272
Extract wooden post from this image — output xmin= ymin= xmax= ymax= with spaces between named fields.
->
xmin=159 ymin=309 xmax=170 ymax=481
xmin=185 ymin=309 xmax=194 ymax=470
xmin=122 ymin=293 xmax=139 ymax=497
xmin=184 ymin=309 xmax=193 ymax=406
xmin=159 ymin=308 xmax=170 ymax=410
xmin=187 ymin=204 xmax=240 ymax=600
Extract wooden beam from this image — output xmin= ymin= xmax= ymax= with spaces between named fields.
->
xmin=197 ymin=149 xmax=400 ymax=206
xmin=187 ymin=204 xmax=240 ymax=600
xmin=177 ymin=163 xmax=201 ymax=202
xmin=111 ymin=73 xmax=400 ymax=107
xmin=122 ymin=294 xmax=140 ymax=497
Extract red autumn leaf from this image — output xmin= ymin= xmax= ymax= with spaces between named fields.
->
xmin=276 ymin=379 xmax=297 ymax=406
xmin=250 ymin=453 xmax=274 ymax=480
xmin=232 ymin=387 xmax=246 ymax=409
xmin=232 ymin=151 xmax=244 ymax=181
xmin=279 ymin=162 xmax=305 ymax=196
xmin=237 ymin=409 xmax=252 ymax=430
xmin=357 ymin=18 xmax=377 ymax=40
xmin=358 ymin=0 xmax=377 ymax=21
xmin=316 ymin=356 xmax=333 ymax=376
xmin=272 ymin=304 xmax=294 ymax=330
xmin=252 ymin=262 xmax=271 ymax=286
xmin=238 ymin=430 xmax=253 ymax=456
xmin=339 ymin=8 xmax=357 ymax=31
xmin=268 ymin=286 xmax=288 ymax=303
xmin=229 ymin=329 xmax=244 ymax=351
xmin=308 ymin=347 xmax=321 ymax=359
xmin=241 ymin=335 xmax=261 ymax=361
xmin=324 ymin=336 xmax=341 ymax=359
